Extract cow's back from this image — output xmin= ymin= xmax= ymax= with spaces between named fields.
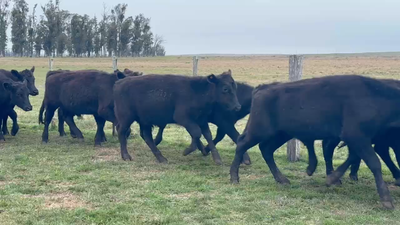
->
xmin=46 ymin=71 xmax=116 ymax=114
xmin=251 ymin=75 xmax=400 ymax=140
xmin=115 ymin=74 xmax=214 ymax=125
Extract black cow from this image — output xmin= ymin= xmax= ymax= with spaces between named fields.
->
xmin=0 ymin=67 xmax=37 ymax=136
xmin=40 ymin=70 xmax=128 ymax=146
xmin=113 ymin=70 xmax=241 ymax=165
xmin=0 ymin=71 xmax=33 ymax=141
xmin=153 ymin=82 xmax=253 ymax=165
xmin=230 ymin=75 xmax=400 ymax=209
xmin=39 ymin=69 xmax=140 ymax=139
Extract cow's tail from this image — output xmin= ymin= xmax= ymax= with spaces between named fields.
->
xmin=38 ymin=99 xmax=45 ymax=124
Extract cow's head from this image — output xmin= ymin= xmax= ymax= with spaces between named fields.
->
xmin=208 ymin=69 xmax=241 ymax=111
xmin=2 ymin=77 xmax=33 ymax=111
xmin=18 ymin=66 xmax=39 ymax=96
xmin=124 ymin=68 xmax=143 ymax=77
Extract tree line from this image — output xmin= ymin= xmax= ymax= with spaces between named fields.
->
xmin=0 ymin=0 xmax=166 ymax=57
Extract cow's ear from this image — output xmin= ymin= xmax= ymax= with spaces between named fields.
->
xmin=116 ymin=71 xmax=126 ymax=80
xmin=11 ymin=70 xmax=24 ymax=81
xmin=207 ymin=74 xmax=218 ymax=84
xmin=3 ymin=81 xmax=15 ymax=91
xmin=226 ymin=69 xmax=232 ymax=75
xmin=31 ymin=66 xmax=35 ymax=73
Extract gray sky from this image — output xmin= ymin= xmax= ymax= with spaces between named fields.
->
xmin=22 ymin=0 xmax=400 ymax=55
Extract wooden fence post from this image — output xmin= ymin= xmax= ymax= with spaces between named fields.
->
xmin=287 ymin=55 xmax=303 ymax=162
xmin=112 ymin=56 xmax=118 ymax=71
xmin=48 ymin=57 xmax=54 ymax=71
xmin=193 ymin=56 xmax=199 ymax=76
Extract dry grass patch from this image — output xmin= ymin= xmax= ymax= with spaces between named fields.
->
xmin=166 ymin=191 xmax=204 ymax=200
xmin=0 ymin=181 xmax=14 ymax=186
xmin=92 ymin=147 xmax=120 ymax=162
xmin=23 ymin=191 xmax=91 ymax=210
xmin=42 ymin=192 xmax=90 ymax=210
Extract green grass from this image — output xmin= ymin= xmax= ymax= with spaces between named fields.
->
xmin=1 ymin=56 xmax=400 ymax=224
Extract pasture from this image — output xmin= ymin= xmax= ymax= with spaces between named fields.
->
xmin=1 ymin=54 xmax=400 ymax=224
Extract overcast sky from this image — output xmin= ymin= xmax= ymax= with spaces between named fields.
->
xmin=21 ymin=0 xmax=400 ymax=55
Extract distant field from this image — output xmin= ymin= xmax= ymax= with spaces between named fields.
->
xmin=1 ymin=55 xmax=400 ymax=224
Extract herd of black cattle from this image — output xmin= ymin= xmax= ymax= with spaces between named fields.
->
xmin=1 ymin=66 xmax=400 ymax=210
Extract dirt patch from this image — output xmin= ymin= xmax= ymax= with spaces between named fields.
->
xmin=92 ymin=147 xmax=120 ymax=162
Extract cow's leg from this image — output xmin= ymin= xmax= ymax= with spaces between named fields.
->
xmin=199 ymin=122 xmax=222 ymax=165
xmin=57 ymin=109 xmax=67 ymax=137
xmin=330 ymin=138 xmax=394 ymax=209
xmin=8 ymin=109 xmax=19 ymax=136
xmin=42 ymin=106 xmax=57 ymax=143
xmin=0 ymin=114 xmax=4 ymax=141
xmin=181 ymin=123 xmax=205 ymax=156
xmin=1 ymin=114 xmax=8 ymax=135
xmin=63 ymin=113 xmax=84 ymax=140
xmin=174 ymin=118 xmax=205 ymax=156
xmin=117 ymin=121 xmax=133 ymax=161
xmin=204 ymin=127 xmax=226 ymax=155
xmin=112 ymin=123 xmax=116 ymax=136
xmin=154 ymin=125 xmax=165 ymax=146
xmin=322 ymin=138 xmax=342 ymax=184
xmin=230 ymin=131 xmax=262 ymax=184
xmin=302 ymin=140 xmax=318 ymax=176
xmin=349 ymin=158 xmax=362 ymax=181
xmin=224 ymin=126 xmax=252 ymax=165
xmin=94 ymin=116 xmax=107 ymax=146
xmin=358 ymin=142 xmax=394 ymax=209
xmin=141 ymin=125 xmax=168 ymax=163
xmin=374 ymin=143 xmax=400 ymax=185
xmin=259 ymin=133 xmax=292 ymax=184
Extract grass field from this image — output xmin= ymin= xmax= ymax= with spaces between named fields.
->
xmin=1 ymin=54 xmax=400 ymax=224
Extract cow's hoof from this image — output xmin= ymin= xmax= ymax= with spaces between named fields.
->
xmin=203 ymin=145 xmax=211 ymax=156
xmin=382 ymin=201 xmax=395 ymax=210
xmin=2 ymin=130 xmax=9 ymax=135
xmin=326 ymin=173 xmax=341 ymax=186
xmin=230 ymin=177 xmax=239 ymax=184
xmin=211 ymin=150 xmax=222 ymax=166
xmin=242 ymin=154 xmax=251 ymax=165
xmin=349 ymin=174 xmax=358 ymax=181
xmin=183 ymin=147 xmax=196 ymax=156
xmin=241 ymin=159 xmax=251 ymax=165
xmin=59 ymin=132 xmax=66 ymax=137
xmin=11 ymin=126 xmax=19 ymax=136
xmin=306 ymin=166 xmax=317 ymax=176
xmin=122 ymin=154 xmax=132 ymax=161
xmin=277 ymin=176 xmax=291 ymax=185
xmin=333 ymin=179 xmax=342 ymax=185
xmin=214 ymin=159 xmax=222 ymax=166
xmin=157 ymin=157 xmax=168 ymax=164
